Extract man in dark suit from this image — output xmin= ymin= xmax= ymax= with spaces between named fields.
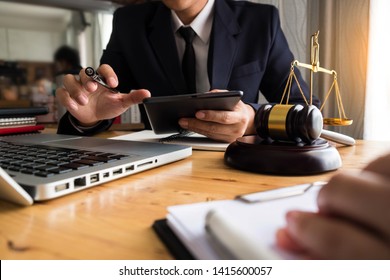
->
xmin=57 ymin=0 xmax=319 ymax=142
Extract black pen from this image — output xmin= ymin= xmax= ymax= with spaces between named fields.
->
xmin=85 ymin=67 xmax=120 ymax=93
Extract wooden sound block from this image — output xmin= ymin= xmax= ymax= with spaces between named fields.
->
xmin=224 ymin=135 xmax=342 ymax=175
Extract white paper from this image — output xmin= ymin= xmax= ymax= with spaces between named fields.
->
xmin=166 ymin=184 xmax=322 ymax=260
xmin=110 ymin=130 xmax=229 ymax=151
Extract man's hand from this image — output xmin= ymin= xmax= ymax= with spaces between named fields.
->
xmin=56 ymin=64 xmax=150 ymax=126
xmin=178 ymin=92 xmax=256 ymax=143
xmin=276 ymin=154 xmax=390 ymax=259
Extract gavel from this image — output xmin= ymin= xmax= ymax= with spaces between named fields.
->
xmin=254 ymin=104 xmax=323 ymax=144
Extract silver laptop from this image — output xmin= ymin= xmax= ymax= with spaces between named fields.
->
xmin=0 ymin=133 xmax=191 ymax=206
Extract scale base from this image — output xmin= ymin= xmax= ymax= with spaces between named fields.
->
xmin=224 ymin=136 xmax=342 ymax=175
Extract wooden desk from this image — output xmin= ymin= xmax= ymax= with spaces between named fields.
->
xmin=1 ymin=130 xmax=390 ymax=259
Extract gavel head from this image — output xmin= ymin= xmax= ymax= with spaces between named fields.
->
xmin=254 ymin=104 xmax=323 ymax=144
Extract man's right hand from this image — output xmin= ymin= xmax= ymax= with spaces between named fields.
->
xmin=56 ymin=64 xmax=151 ymax=126
xmin=276 ymin=153 xmax=390 ymax=259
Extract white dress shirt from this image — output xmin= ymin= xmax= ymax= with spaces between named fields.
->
xmin=171 ymin=0 xmax=215 ymax=93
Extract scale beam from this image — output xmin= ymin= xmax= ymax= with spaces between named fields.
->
xmin=281 ymin=31 xmax=352 ymax=126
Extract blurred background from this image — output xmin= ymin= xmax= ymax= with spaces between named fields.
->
xmin=0 ymin=0 xmax=389 ymax=140
xmin=0 ymin=0 xmax=121 ymax=123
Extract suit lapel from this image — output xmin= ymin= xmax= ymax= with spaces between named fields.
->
xmin=148 ymin=4 xmax=187 ymax=93
xmin=209 ymin=0 xmax=241 ymax=89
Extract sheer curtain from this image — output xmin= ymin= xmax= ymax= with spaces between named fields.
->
xmin=309 ymin=0 xmax=370 ymax=139
xmin=70 ymin=11 xmax=113 ymax=69
xmin=92 ymin=12 xmax=113 ymax=68
xmin=250 ymin=0 xmax=371 ymax=139
xmin=248 ymin=0 xmax=311 ymax=104
xmin=313 ymin=0 xmax=390 ymax=140
xmin=364 ymin=0 xmax=390 ymax=140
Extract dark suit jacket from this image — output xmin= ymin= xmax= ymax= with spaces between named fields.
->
xmin=58 ymin=0 xmax=319 ymax=135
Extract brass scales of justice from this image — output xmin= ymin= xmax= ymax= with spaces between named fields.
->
xmin=224 ymin=31 xmax=353 ymax=175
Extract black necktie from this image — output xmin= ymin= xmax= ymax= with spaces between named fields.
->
xmin=178 ymin=26 xmax=196 ymax=93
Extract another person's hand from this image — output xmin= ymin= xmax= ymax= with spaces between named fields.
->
xmin=56 ymin=64 xmax=150 ymax=126
xmin=276 ymin=153 xmax=390 ymax=259
xmin=178 ymin=90 xmax=256 ymax=143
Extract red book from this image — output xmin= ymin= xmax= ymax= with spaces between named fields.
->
xmin=0 ymin=125 xmax=45 ymax=136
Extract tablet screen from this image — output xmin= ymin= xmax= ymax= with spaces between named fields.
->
xmin=143 ymin=91 xmax=243 ymax=134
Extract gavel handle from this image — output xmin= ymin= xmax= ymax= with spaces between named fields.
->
xmin=321 ymin=129 xmax=356 ymax=146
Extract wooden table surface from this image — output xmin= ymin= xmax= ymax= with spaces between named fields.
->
xmin=1 ymin=129 xmax=390 ymax=259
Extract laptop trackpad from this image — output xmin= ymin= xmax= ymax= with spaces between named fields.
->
xmin=47 ymin=137 xmax=138 ymax=153
xmin=47 ymin=137 xmax=177 ymax=156
xmin=5 ymin=133 xmax=181 ymax=155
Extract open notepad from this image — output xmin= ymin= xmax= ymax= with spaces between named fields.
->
xmin=154 ymin=182 xmax=325 ymax=260
xmin=110 ymin=130 xmax=229 ymax=151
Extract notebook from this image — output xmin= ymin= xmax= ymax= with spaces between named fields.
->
xmin=0 ymin=133 xmax=191 ymax=206
xmin=153 ymin=182 xmax=325 ymax=260
xmin=0 ymin=107 xmax=48 ymax=136
xmin=0 ymin=107 xmax=49 ymax=118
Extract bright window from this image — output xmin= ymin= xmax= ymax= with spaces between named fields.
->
xmin=364 ymin=0 xmax=390 ymax=140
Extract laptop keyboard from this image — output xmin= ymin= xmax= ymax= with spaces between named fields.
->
xmin=0 ymin=140 xmax=131 ymax=178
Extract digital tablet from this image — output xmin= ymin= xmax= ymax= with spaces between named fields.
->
xmin=143 ymin=91 xmax=243 ymax=134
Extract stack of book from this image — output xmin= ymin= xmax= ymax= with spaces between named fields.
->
xmin=0 ymin=107 xmax=49 ymax=136
xmin=110 ymin=104 xmax=144 ymax=130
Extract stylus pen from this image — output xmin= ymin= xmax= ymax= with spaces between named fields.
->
xmin=85 ymin=67 xmax=120 ymax=93
xmin=321 ymin=129 xmax=356 ymax=146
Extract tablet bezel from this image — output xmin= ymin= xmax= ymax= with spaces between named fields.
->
xmin=143 ymin=91 xmax=243 ymax=134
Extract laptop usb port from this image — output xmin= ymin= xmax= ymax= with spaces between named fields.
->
xmin=125 ymin=165 xmax=135 ymax=172
xmin=74 ymin=177 xmax=87 ymax=188
xmin=90 ymin=173 xmax=99 ymax=183
xmin=55 ymin=183 xmax=69 ymax=192
xmin=113 ymin=168 xmax=123 ymax=175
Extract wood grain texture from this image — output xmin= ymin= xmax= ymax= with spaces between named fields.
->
xmin=1 ymin=129 xmax=390 ymax=259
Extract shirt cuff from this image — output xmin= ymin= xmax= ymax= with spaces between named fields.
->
xmin=68 ymin=114 xmax=103 ymax=134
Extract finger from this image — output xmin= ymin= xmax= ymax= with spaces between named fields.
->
xmin=275 ymin=228 xmax=306 ymax=253
xmin=121 ymin=89 xmax=151 ymax=108
xmin=285 ymin=211 xmax=390 ymax=259
xmin=96 ymin=64 xmax=119 ymax=88
xmin=80 ymin=65 xmax=118 ymax=92
xmin=62 ymin=74 xmax=89 ymax=106
xmin=318 ymin=172 xmax=390 ymax=238
xmin=196 ymin=100 xmax=246 ymax=125
xmin=179 ymin=118 xmax=236 ymax=142
xmin=195 ymin=102 xmax=256 ymax=136
xmin=209 ymin=89 xmax=228 ymax=93
xmin=179 ymin=117 xmax=221 ymax=135
xmin=195 ymin=110 xmax=237 ymax=125
xmin=55 ymin=87 xmax=79 ymax=112
xmin=363 ymin=153 xmax=390 ymax=179
xmin=78 ymin=67 xmax=98 ymax=92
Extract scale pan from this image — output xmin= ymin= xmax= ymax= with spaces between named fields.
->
xmin=323 ymin=118 xmax=353 ymax=126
